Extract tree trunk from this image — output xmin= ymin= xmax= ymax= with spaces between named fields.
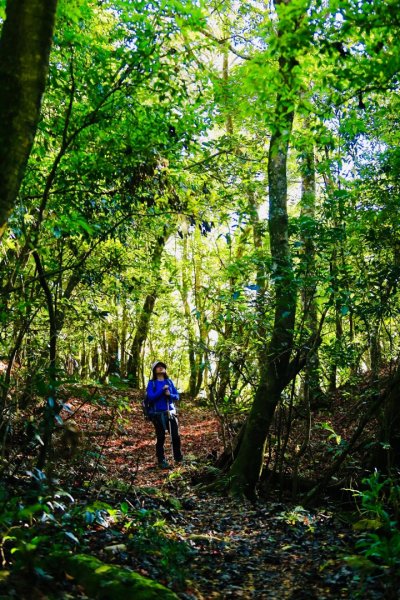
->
xmin=0 ymin=0 xmax=58 ymax=236
xmin=370 ymin=322 xmax=382 ymax=380
xmin=104 ymin=329 xmax=119 ymax=377
xmin=228 ymin=101 xmax=296 ymax=497
xmin=327 ymin=247 xmax=343 ymax=393
xmin=120 ymin=301 xmax=128 ymax=376
xmin=299 ymin=128 xmax=324 ymax=407
xmin=127 ymin=231 xmax=171 ymax=386
xmin=225 ymin=0 xmax=306 ymax=499
xmin=193 ymin=226 xmax=209 ymax=396
xmin=32 ymin=250 xmax=58 ymax=470
xmin=181 ymin=231 xmax=197 ymax=396
xmin=91 ymin=345 xmax=100 ymax=379
xmin=229 ymin=118 xmax=296 ymax=497
xmin=127 ymin=293 xmax=158 ymax=387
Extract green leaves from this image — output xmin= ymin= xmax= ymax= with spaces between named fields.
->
xmin=346 ymin=474 xmax=400 ymax=577
xmin=317 ymin=421 xmax=342 ymax=446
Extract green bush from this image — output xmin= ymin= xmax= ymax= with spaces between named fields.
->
xmin=346 ymin=472 xmax=400 ymax=590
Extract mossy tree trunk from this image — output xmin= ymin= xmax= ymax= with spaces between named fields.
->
xmin=226 ymin=0 xmax=307 ymax=499
xmin=127 ymin=293 xmax=159 ymax=386
xmin=0 ymin=0 xmax=58 ymax=237
xmin=227 ymin=112 xmax=296 ymax=498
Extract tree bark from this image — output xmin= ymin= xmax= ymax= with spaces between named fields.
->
xmin=227 ymin=95 xmax=296 ymax=498
xmin=181 ymin=231 xmax=197 ymax=396
xmin=370 ymin=322 xmax=382 ymax=380
xmin=120 ymin=301 xmax=129 ymax=376
xmin=32 ymin=250 xmax=58 ymax=470
xmin=0 ymin=0 xmax=58 ymax=236
xmin=192 ymin=226 xmax=208 ymax=396
xmin=299 ymin=128 xmax=324 ymax=407
xmin=127 ymin=293 xmax=158 ymax=386
xmin=327 ymin=251 xmax=343 ymax=393
xmin=104 ymin=329 xmax=120 ymax=378
xmin=225 ymin=0 xmax=307 ymax=499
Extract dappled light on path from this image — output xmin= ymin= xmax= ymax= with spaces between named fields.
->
xmin=48 ymin=387 xmax=371 ymax=599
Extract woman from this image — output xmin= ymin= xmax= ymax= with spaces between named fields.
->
xmin=146 ymin=361 xmax=183 ymax=469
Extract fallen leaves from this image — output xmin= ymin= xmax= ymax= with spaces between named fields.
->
xmin=1 ymin=387 xmax=389 ymax=599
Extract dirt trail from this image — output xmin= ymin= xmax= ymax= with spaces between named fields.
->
xmin=58 ymin=388 xmax=382 ymax=599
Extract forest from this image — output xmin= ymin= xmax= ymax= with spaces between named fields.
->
xmin=0 ymin=0 xmax=400 ymax=598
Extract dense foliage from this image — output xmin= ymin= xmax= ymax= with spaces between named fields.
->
xmin=0 ymin=0 xmax=400 ymax=597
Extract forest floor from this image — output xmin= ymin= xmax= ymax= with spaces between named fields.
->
xmin=0 ymin=385 xmax=394 ymax=599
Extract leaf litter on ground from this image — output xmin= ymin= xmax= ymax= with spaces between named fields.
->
xmin=0 ymin=386 xmax=391 ymax=599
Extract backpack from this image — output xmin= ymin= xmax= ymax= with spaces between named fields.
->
xmin=142 ymin=379 xmax=174 ymax=420
xmin=142 ymin=380 xmax=155 ymax=420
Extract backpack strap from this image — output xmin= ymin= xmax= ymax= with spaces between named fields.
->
xmin=144 ymin=380 xmax=156 ymax=404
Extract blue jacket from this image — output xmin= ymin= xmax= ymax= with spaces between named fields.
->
xmin=146 ymin=378 xmax=179 ymax=414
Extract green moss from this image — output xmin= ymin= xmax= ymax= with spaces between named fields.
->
xmin=0 ymin=571 xmax=10 ymax=583
xmin=48 ymin=552 xmax=179 ymax=599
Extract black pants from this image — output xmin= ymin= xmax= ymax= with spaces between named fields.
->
xmin=151 ymin=413 xmax=182 ymax=463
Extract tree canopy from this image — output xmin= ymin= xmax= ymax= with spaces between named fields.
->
xmin=1 ymin=0 xmax=400 ymax=597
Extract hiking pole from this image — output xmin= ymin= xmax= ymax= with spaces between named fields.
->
xmin=166 ymin=409 xmax=174 ymax=465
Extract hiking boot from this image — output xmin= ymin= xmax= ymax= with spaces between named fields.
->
xmin=158 ymin=460 xmax=170 ymax=469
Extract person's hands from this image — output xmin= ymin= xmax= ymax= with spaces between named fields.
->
xmin=165 ymin=389 xmax=170 ymax=396
xmin=163 ymin=384 xmax=169 ymax=390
